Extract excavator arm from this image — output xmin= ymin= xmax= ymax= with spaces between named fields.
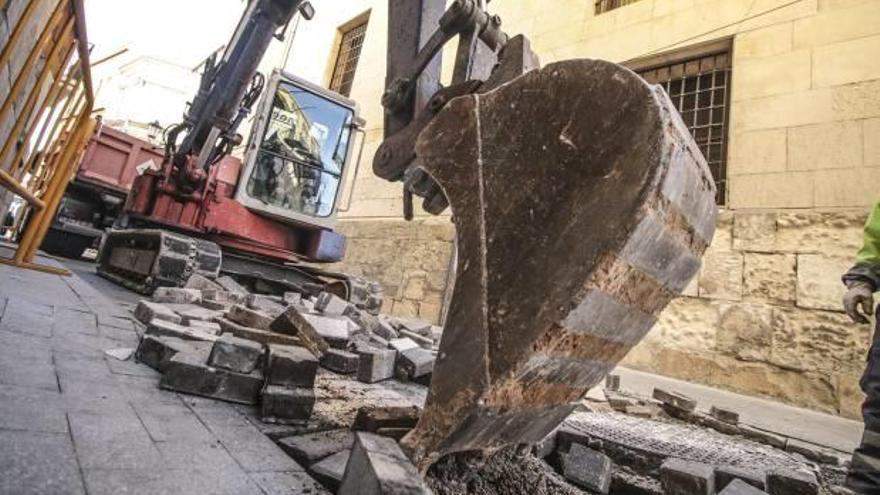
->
xmin=164 ymin=0 xmax=314 ymax=192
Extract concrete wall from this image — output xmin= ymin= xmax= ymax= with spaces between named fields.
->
xmin=267 ymin=0 xmax=880 ymax=418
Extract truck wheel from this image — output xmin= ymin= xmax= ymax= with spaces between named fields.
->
xmin=41 ymin=229 xmax=92 ymax=259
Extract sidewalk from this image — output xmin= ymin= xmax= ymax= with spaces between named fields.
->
xmin=0 ymin=249 xmax=324 ymax=495
xmin=612 ymin=366 xmax=863 ymax=454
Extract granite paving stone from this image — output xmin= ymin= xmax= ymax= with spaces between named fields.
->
xmin=68 ymin=410 xmax=165 ymax=470
xmin=0 ymin=299 xmax=54 ymax=338
xmin=104 ymin=354 xmax=161 ymax=378
xmin=211 ymin=424 xmax=304 ymax=472
xmin=250 ymin=471 xmax=331 ymax=495
xmin=0 ymin=383 xmax=66 ymax=433
xmin=0 ymin=359 xmax=59 ymax=392
xmin=0 ymin=430 xmax=86 ymax=495
xmin=57 ymin=307 xmax=99 ymax=336
xmin=133 ymin=402 xmax=216 ymax=443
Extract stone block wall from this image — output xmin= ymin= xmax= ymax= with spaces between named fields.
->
xmin=622 ymin=209 xmax=871 ymax=418
xmin=329 ymin=219 xmax=455 ymax=324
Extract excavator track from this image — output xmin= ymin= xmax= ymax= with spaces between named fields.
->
xmin=402 ymin=59 xmax=718 ymax=469
xmin=97 ymin=229 xmax=222 ymax=294
xmin=97 ymin=229 xmax=383 ymax=313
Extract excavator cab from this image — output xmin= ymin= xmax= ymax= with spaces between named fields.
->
xmin=235 ymin=70 xmax=364 ymax=230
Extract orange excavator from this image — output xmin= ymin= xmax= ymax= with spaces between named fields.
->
xmin=97 ymin=0 xmax=717 ymax=469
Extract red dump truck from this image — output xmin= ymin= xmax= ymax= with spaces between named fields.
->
xmin=40 ymin=122 xmax=164 ymax=258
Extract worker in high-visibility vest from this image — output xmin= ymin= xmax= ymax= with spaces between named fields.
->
xmin=843 ymin=202 xmax=880 ymax=492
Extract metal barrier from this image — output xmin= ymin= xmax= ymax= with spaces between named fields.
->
xmin=0 ymin=0 xmax=94 ymax=275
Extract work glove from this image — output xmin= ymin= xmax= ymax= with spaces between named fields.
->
xmin=844 ymin=281 xmax=875 ymax=324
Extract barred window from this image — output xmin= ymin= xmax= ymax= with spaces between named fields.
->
xmin=595 ymin=0 xmax=644 ymax=15
xmin=329 ymin=19 xmax=368 ymax=97
xmin=628 ymin=40 xmax=732 ymax=204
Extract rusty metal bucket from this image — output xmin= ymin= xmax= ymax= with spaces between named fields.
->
xmin=402 ymin=58 xmax=717 ymax=469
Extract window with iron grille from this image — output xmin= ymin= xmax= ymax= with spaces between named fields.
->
xmin=595 ymin=0 xmax=644 ymax=15
xmin=627 ymin=39 xmax=732 ymax=204
xmin=329 ymin=19 xmax=368 ymax=97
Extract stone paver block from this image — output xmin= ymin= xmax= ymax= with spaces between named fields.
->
xmin=144 ymin=318 xmax=217 ymax=343
xmin=710 ymin=406 xmax=740 ymax=425
xmin=338 ymin=432 xmax=429 ymax=495
xmin=352 ymin=406 xmax=421 ymax=433
xmin=715 ymin=465 xmax=766 ymax=492
xmin=211 ymin=424 xmax=302 ymax=472
xmin=304 ymin=313 xmax=352 ymax=348
xmin=177 ymin=306 xmax=223 ymax=325
xmin=562 ymin=443 xmax=612 ymax=494
xmin=277 ymin=429 xmax=354 ymax=466
xmin=266 ymin=344 xmax=318 ymax=387
xmin=388 ymin=338 xmax=419 ymax=354
xmin=261 ymin=385 xmax=315 ymax=424
xmin=315 ymin=291 xmax=352 ymax=316
xmin=372 ymin=317 xmax=399 ymax=340
xmin=216 ymin=276 xmax=249 ymax=296
xmin=309 ymin=449 xmax=351 ymax=492
xmin=653 ymin=388 xmax=697 ymax=413
xmin=250 ymin=471 xmax=330 ymax=495
xmin=271 ymin=307 xmax=331 ymax=357
xmin=227 ymin=304 xmax=273 ymax=330
xmin=720 ymin=479 xmax=768 ymax=494
xmin=202 ymin=299 xmax=233 ymax=311
xmin=132 ymin=402 xmax=215 ymax=443
xmin=396 ymin=347 xmax=435 ymax=380
xmin=160 ymin=352 xmax=263 ymax=405
xmin=208 ymin=334 xmax=264 ymax=373
xmin=184 ymin=273 xmax=223 ymax=291
xmin=784 ymin=439 xmax=841 ymax=464
xmin=68 ymin=410 xmax=164 ymax=470
xmin=187 ymin=319 xmax=221 ymax=334
xmin=357 ymin=348 xmax=396 ymax=384
xmin=765 ymin=469 xmax=818 ymax=495
xmin=661 ymin=458 xmax=715 ymax=495
xmin=152 ymin=287 xmax=202 ymax=304
xmin=0 ymin=430 xmax=86 ymax=495
xmin=399 ymin=329 xmax=433 ymax=349
xmin=217 ymin=317 xmax=301 ymax=347
xmin=133 ymin=300 xmax=181 ymax=325
xmin=739 ymin=425 xmax=786 ymax=449
xmin=283 ymin=292 xmax=302 ymax=306
xmin=320 ymin=348 xmax=359 ymax=374
xmin=246 ymin=294 xmax=286 ymax=316
xmin=135 ymin=334 xmax=211 ymax=372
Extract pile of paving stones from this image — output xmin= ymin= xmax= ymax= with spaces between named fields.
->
xmin=129 ymin=274 xmax=442 ymax=493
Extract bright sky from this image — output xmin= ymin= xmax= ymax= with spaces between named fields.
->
xmin=85 ymin=0 xmax=246 ymax=68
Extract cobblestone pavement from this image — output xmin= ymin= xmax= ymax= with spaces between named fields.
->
xmin=0 ymin=251 xmax=320 ymax=495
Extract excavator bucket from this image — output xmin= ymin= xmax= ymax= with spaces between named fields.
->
xmin=402 ymin=59 xmax=717 ymax=469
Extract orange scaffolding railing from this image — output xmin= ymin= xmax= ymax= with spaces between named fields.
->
xmin=0 ymin=0 xmax=94 ymax=275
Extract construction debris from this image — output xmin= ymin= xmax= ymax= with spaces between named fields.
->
xmin=562 ymin=443 xmax=613 ymax=494
xmin=661 ymin=458 xmax=716 ymax=495
xmin=207 ymin=334 xmax=264 ymax=373
xmin=766 ymin=469 xmax=820 ymax=495
xmin=720 ymin=479 xmax=768 ymax=495
xmin=123 ymin=273 xmax=848 ymax=494
xmin=338 ymin=432 xmax=430 ymax=494
xmin=160 ymin=352 xmax=263 ymax=404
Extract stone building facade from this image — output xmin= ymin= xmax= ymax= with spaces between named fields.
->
xmin=267 ymin=0 xmax=880 ymax=419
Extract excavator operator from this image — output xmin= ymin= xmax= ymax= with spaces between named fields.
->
xmin=843 ymin=201 xmax=880 ymax=493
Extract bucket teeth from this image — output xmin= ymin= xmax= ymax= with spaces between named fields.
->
xmin=401 ymin=59 xmax=717 ymax=469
